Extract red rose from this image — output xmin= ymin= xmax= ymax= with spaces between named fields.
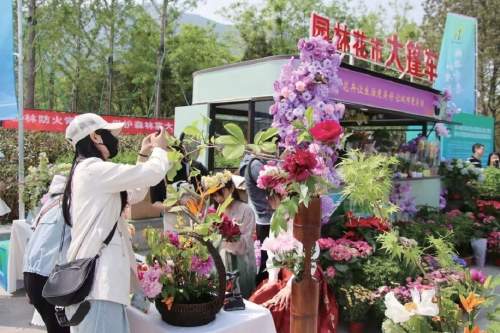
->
xmin=283 ymin=149 xmax=317 ymax=182
xmin=310 ymin=120 xmax=343 ymax=143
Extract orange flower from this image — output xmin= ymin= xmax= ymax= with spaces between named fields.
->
xmin=162 ymin=296 xmax=174 ymax=311
xmin=185 ymin=198 xmax=202 ymax=216
xmin=464 ymin=326 xmax=484 ymax=333
xmin=460 ymin=293 xmax=485 ymax=314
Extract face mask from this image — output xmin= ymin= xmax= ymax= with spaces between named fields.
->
xmin=98 ymin=130 xmax=119 ymax=159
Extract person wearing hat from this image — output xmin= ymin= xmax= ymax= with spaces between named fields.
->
xmin=62 ymin=113 xmax=171 ymax=333
xmin=23 ymin=174 xmax=70 ymax=333
xmin=202 ymin=170 xmax=256 ymax=298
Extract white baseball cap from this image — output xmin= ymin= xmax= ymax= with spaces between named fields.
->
xmin=65 ymin=113 xmax=124 ymax=148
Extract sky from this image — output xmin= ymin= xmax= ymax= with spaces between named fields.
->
xmin=188 ymin=0 xmax=425 ymax=26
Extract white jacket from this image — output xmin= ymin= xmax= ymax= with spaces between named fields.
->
xmin=66 ymin=147 xmax=170 ymax=305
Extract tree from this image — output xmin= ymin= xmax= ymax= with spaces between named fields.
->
xmin=25 ymin=0 xmax=37 ymax=108
xmin=421 ymin=0 xmax=500 ymax=148
xmin=168 ymin=25 xmax=235 ymax=106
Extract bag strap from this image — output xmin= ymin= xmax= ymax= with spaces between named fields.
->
xmin=32 ymin=198 xmax=61 ymax=230
xmin=103 ymin=222 xmax=118 ymax=246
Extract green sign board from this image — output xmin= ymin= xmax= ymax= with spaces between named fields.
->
xmin=441 ymin=113 xmax=495 ymax=165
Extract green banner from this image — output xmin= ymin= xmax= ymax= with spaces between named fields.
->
xmin=441 ymin=114 xmax=494 ymax=165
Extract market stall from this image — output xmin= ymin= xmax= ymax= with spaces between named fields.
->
xmin=174 ymin=56 xmax=452 ymax=208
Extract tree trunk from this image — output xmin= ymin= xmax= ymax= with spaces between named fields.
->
xmin=25 ymin=0 xmax=37 ymax=108
xmin=154 ymin=0 xmax=168 ymax=118
xmin=290 ymin=198 xmax=321 ymax=333
xmin=72 ymin=0 xmax=83 ymax=113
xmin=48 ymin=69 xmax=55 ymax=110
xmin=107 ymin=0 xmax=116 ymax=115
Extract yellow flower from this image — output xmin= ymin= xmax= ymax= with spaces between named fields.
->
xmin=459 ymin=293 xmax=485 ymax=314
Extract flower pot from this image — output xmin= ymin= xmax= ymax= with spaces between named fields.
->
xmin=290 ymin=197 xmax=321 ymax=333
xmin=470 ymin=238 xmax=488 ymax=268
xmin=348 ymin=322 xmax=366 ymax=333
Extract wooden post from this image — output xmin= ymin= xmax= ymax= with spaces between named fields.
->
xmin=290 ymin=197 xmax=321 ymax=333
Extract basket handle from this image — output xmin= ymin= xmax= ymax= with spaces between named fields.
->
xmin=178 ymin=232 xmax=226 ymax=312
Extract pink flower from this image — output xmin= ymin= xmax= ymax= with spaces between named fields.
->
xmin=470 ymin=269 xmax=486 ymax=284
xmin=262 ymin=233 xmax=302 ymax=254
xmin=435 ymin=123 xmax=449 ymax=137
xmin=164 ymin=231 xmax=180 ymax=248
xmin=318 ymin=237 xmax=335 ymax=250
xmin=281 ymin=87 xmax=290 ymax=98
xmin=138 ymin=264 xmax=164 ymax=299
xmin=190 ymin=256 xmax=214 ymax=276
xmin=295 ymin=81 xmax=306 ymax=92
xmin=326 ymin=266 xmax=336 ymax=278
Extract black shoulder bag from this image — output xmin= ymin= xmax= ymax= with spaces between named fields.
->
xmin=42 ymin=222 xmax=117 ymax=326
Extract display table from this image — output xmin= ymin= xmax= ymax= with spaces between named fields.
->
xmin=128 ymin=300 xmax=277 ymax=333
xmin=7 ymin=219 xmax=31 ymax=293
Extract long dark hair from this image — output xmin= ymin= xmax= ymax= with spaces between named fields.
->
xmin=62 ymin=129 xmax=127 ymax=226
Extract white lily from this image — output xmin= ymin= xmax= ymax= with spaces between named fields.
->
xmin=384 ymin=288 xmax=439 ymax=324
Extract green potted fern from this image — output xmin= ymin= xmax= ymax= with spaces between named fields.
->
xmin=338 ymin=150 xmax=399 ymax=219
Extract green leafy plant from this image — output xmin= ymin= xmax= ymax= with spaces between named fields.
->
xmin=338 ymin=150 xmax=399 ymax=219
xmin=475 ymin=167 xmax=500 ymax=199
xmin=338 ymin=284 xmax=376 ymax=322
xmin=359 ymin=256 xmax=408 ymax=291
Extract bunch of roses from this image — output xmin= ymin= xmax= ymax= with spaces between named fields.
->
xmin=318 ymin=237 xmax=373 ymax=262
xmin=270 ymin=36 xmax=345 ymax=185
xmin=344 ymin=211 xmax=390 ymax=232
xmin=256 ymin=163 xmax=290 ymax=196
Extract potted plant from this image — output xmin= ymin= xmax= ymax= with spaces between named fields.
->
xmin=439 ymin=159 xmax=484 ymax=210
xmin=338 ymin=284 xmax=375 ymax=333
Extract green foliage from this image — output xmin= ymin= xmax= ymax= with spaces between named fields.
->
xmin=475 ymin=167 xmax=500 ymax=199
xmin=339 ymin=150 xmax=399 ymax=219
xmin=359 ymin=256 xmax=408 ymax=291
xmin=338 ymin=284 xmax=376 ymax=322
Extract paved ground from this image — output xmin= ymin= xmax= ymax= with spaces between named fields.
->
xmin=1 ymin=266 xmax=498 ymax=333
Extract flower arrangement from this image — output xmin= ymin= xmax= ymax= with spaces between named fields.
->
xmin=139 ymin=230 xmax=217 ymax=305
xmin=256 ymin=163 xmax=289 ymax=197
xmin=261 ymin=231 xmax=305 ymax=279
xmin=344 ymin=211 xmax=390 ymax=233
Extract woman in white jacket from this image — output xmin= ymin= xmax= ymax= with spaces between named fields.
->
xmin=63 ymin=113 xmax=171 ymax=333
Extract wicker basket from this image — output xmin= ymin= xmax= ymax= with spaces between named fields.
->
xmin=155 ymin=232 xmax=226 ymax=327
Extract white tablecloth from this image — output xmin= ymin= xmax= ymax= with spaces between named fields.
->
xmin=7 ymin=219 xmax=32 ymax=293
xmin=128 ymin=300 xmax=277 ymax=333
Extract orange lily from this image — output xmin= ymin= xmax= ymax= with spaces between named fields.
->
xmin=459 ymin=293 xmax=485 ymax=314
xmin=464 ymin=326 xmax=484 ymax=333
xmin=162 ymin=296 xmax=174 ymax=311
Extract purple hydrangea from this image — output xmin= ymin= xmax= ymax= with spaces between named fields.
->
xmin=190 ymin=255 xmax=214 ymax=276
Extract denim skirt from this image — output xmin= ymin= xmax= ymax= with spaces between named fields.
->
xmin=69 ymin=300 xmax=129 ymax=333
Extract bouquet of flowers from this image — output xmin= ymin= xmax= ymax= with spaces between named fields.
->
xmin=139 ymin=230 xmax=217 ymax=305
xmin=212 ymin=209 xmax=241 ymax=242
xmin=261 ymin=231 xmax=306 ymax=279
xmin=487 ymin=231 xmax=500 ymax=255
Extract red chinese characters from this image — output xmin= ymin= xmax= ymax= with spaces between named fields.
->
xmin=370 ymin=37 xmax=383 ymax=63
xmin=351 ymin=29 xmax=368 ymax=59
xmin=405 ymin=41 xmax=423 ymax=77
xmin=334 ymin=22 xmax=350 ymax=53
xmin=385 ymin=34 xmax=404 ymax=72
xmin=424 ymin=49 xmax=438 ymax=82
xmin=310 ymin=13 xmax=330 ymax=40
